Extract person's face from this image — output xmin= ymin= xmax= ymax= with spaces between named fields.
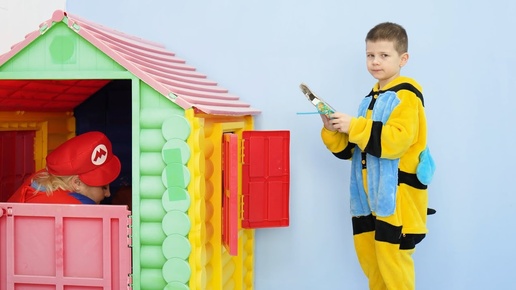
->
xmin=366 ymin=40 xmax=408 ymax=89
xmin=81 ymin=184 xmax=111 ymax=204
xmin=72 ymin=176 xmax=111 ymax=204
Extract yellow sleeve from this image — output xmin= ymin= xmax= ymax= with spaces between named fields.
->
xmin=379 ymin=94 xmax=419 ymax=158
xmin=347 ymin=117 xmax=373 ymax=150
xmin=320 ymin=127 xmax=349 ymax=153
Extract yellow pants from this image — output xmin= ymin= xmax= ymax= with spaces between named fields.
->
xmin=352 ymin=215 xmax=424 ymax=290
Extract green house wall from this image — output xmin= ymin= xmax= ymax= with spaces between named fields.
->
xmin=0 ymin=22 xmax=126 ymax=78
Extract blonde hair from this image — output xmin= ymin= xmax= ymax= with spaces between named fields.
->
xmin=32 ymin=170 xmax=76 ymax=195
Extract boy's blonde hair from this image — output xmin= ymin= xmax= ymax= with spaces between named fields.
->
xmin=366 ymin=22 xmax=408 ymax=55
xmin=32 ymin=170 xmax=75 ymax=195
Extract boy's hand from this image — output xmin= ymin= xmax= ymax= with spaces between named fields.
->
xmin=320 ymin=114 xmax=336 ymax=131
xmin=324 ymin=112 xmax=352 ymax=133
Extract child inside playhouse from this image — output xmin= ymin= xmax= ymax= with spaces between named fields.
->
xmin=7 ymin=131 xmax=121 ymax=204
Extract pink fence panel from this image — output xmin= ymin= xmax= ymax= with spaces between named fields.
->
xmin=0 ymin=203 xmax=131 ymax=290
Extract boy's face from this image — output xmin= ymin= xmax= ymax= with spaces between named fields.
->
xmin=366 ymin=40 xmax=408 ymax=88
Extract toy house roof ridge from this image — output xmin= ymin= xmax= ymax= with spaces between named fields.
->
xmin=0 ymin=10 xmax=261 ymax=116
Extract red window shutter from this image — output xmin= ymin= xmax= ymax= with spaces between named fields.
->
xmin=242 ymin=131 xmax=290 ymax=229
xmin=222 ymin=134 xmax=239 ymax=255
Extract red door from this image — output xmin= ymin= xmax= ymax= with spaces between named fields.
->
xmin=0 ymin=131 xmax=35 ymax=201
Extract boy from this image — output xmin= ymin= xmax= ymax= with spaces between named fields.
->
xmin=320 ymin=22 xmax=430 ymax=289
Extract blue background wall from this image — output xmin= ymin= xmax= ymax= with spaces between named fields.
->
xmin=66 ymin=1 xmax=516 ymax=289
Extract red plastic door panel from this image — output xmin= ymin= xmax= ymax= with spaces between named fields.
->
xmin=222 ymin=133 xmax=239 ymax=256
xmin=0 ymin=131 xmax=35 ymax=201
xmin=0 ymin=203 xmax=131 ymax=290
xmin=242 ymin=131 xmax=290 ymax=228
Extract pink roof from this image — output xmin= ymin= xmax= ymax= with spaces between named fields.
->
xmin=0 ymin=10 xmax=261 ymax=116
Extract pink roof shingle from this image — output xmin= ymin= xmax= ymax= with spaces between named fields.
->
xmin=0 ymin=10 xmax=261 ymax=116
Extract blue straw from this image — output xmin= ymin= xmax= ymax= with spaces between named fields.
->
xmin=296 ymin=112 xmax=322 ymax=115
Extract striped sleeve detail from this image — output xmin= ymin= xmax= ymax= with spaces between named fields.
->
xmin=333 ymin=142 xmax=355 ymax=160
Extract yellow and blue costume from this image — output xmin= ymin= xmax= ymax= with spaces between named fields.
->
xmin=321 ymin=76 xmax=434 ymax=290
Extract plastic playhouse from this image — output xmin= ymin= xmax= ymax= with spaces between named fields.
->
xmin=0 ymin=10 xmax=290 ymax=290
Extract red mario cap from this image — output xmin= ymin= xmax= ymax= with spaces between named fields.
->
xmin=46 ymin=131 xmax=121 ymax=186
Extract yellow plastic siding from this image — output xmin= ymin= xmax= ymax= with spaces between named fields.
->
xmin=186 ymin=108 xmax=209 ymax=290
xmin=186 ymin=111 xmax=255 ymax=290
xmin=239 ymin=116 xmax=255 ymax=290
xmin=0 ymin=111 xmax=75 ymax=169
